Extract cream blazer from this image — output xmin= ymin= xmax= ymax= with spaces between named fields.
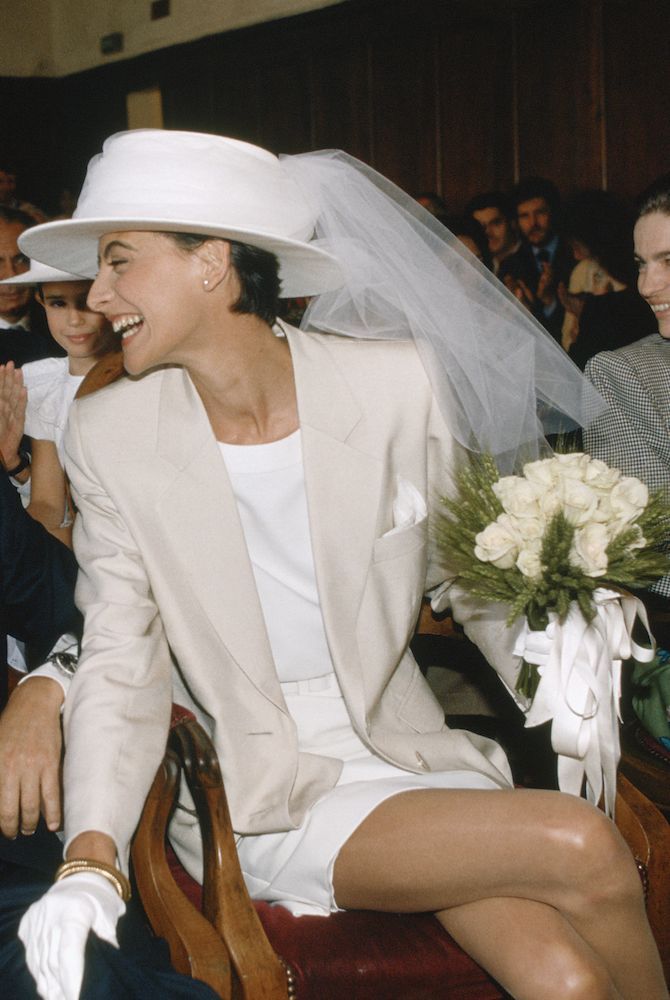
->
xmin=63 ymin=325 xmax=519 ymax=875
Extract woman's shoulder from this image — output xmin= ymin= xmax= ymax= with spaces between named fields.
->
xmin=69 ymin=365 xmax=179 ymax=444
xmin=298 ymin=326 xmax=424 ymax=376
xmin=73 ymin=364 xmax=169 ymax=407
xmin=289 ymin=327 xmax=430 ymax=415
xmin=585 ymin=334 xmax=670 ymax=393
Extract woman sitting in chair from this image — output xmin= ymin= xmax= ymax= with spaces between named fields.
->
xmin=16 ymin=130 xmax=668 ymax=1000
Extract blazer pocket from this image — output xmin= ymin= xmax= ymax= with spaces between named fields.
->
xmin=397 ymin=666 xmax=446 ymax=733
xmin=372 ymin=516 xmax=428 ymax=563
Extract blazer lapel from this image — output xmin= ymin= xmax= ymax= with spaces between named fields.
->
xmin=154 ymin=369 xmax=284 ymax=708
xmin=152 ymin=329 xmax=386 ymax=720
xmin=286 ymin=327 xmax=384 ymax=720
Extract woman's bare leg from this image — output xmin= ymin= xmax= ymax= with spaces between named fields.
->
xmin=332 ymin=788 xmax=667 ymax=1000
xmin=436 ymin=896 xmax=620 ymax=1000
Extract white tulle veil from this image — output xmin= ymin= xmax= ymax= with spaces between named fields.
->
xmin=281 ymin=150 xmax=606 ymax=472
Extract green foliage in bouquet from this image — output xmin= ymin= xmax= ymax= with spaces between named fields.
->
xmin=435 ymin=452 xmax=670 ymax=697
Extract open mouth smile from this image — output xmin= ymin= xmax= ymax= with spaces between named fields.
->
xmin=112 ymin=314 xmax=144 ymax=340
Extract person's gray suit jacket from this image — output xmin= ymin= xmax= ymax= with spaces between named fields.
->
xmin=61 ymin=325 xmax=519 ymax=877
xmin=584 ymin=332 xmax=670 ymax=596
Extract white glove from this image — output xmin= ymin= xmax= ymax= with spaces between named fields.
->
xmin=18 ymin=871 xmax=125 ymax=1000
xmin=513 ymin=618 xmax=556 ymax=668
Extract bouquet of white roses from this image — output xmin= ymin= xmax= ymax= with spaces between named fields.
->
xmin=436 ymin=451 xmax=669 ymax=813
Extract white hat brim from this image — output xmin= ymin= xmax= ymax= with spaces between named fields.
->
xmin=19 ymin=216 xmax=345 ymax=298
xmin=0 ymin=261 xmax=90 ymax=285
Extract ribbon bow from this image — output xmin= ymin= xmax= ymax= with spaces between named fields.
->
xmin=518 ymin=589 xmax=654 ymax=816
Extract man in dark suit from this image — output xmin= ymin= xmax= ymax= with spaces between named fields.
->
xmin=0 ymin=471 xmax=79 ymax=706
xmin=512 ymin=177 xmax=576 ymax=343
xmin=0 ymin=206 xmax=53 ymax=366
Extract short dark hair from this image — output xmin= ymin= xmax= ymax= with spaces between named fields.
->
xmin=464 ymin=191 xmax=514 ymax=222
xmin=563 ymin=189 xmax=635 ymax=286
xmin=512 ymin=177 xmax=561 ymax=217
xmin=165 ymin=233 xmax=280 ymax=326
xmin=0 ymin=204 xmax=34 ymax=229
xmin=415 ymin=191 xmax=448 ymax=217
xmin=636 ymin=173 xmax=670 ymax=221
xmin=444 ymin=214 xmax=493 ymax=270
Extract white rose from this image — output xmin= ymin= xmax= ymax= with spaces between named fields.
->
xmin=539 ymin=490 xmax=563 ymax=520
xmin=592 ymin=493 xmax=616 ymax=525
xmin=607 ymin=518 xmax=648 ymax=547
xmin=516 ymin=540 xmax=543 ymax=579
xmin=571 ymin=522 xmax=609 ymax=577
xmin=583 ymin=458 xmax=621 ymax=492
xmin=521 ymin=517 xmax=545 ymax=541
xmin=609 ymin=476 xmax=648 ymax=524
xmin=474 ymin=514 xmax=522 ymax=569
xmin=559 ymin=478 xmax=599 ymax=526
xmin=553 ymin=452 xmax=591 ymax=480
xmin=493 ymin=476 xmax=542 ymax=519
xmin=523 ymin=458 xmax=558 ymax=489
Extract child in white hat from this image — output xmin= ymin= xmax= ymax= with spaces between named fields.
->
xmin=0 ymin=262 xmax=115 ymax=543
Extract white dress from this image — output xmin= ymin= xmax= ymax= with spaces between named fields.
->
xmin=219 ymin=430 xmax=500 ymax=917
xmin=6 ymin=358 xmax=82 ymax=670
xmin=23 ymin=357 xmax=83 ymax=466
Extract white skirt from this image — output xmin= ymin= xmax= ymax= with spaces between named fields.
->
xmin=236 ymin=672 xmax=501 ymax=916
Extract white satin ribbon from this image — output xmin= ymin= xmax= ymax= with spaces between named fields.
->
xmin=520 ymin=589 xmax=654 ymax=816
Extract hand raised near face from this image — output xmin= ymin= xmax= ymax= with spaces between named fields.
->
xmin=503 ymin=275 xmax=535 ymax=312
xmin=0 ymin=361 xmax=27 ymax=472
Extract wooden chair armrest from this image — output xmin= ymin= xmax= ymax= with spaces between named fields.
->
xmin=169 ymin=719 xmax=288 ymax=997
xmin=615 ymin=772 xmax=670 ymax=981
xmin=133 ymin=717 xmax=288 ymax=999
xmin=131 ymin=746 xmax=233 ymax=997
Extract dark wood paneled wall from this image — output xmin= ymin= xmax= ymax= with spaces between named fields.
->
xmin=2 ymin=0 xmax=668 ymax=216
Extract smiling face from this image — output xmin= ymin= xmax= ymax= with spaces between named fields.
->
xmin=0 ymin=220 xmax=31 ymax=322
xmin=634 ymin=211 xmax=670 ymax=338
xmin=87 ymin=230 xmax=214 ymax=375
xmin=36 ymin=281 xmax=114 ymax=374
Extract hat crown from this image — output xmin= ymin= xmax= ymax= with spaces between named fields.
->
xmin=74 ymin=129 xmax=316 ymax=243
xmin=17 ymin=130 xmax=344 ymax=298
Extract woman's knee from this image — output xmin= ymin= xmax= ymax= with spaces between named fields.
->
xmin=547 ymin=795 xmax=642 ymax=909
xmin=477 ymin=909 xmax=618 ymax=1000
xmin=552 ymin=950 xmax=617 ymax=1000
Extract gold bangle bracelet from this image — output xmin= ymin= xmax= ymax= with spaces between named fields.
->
xmin=54 ymin=858 xmax=132 ymax=902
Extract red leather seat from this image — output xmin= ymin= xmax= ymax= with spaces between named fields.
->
xmin=165 ymin=841 xmax=505 ymax=999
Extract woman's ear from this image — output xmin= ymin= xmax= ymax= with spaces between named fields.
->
xmin=196 ymin=238 xmax=232 ymax=291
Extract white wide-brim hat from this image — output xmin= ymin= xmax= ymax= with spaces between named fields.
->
xmin=19 ymin=129 xmax=345 ymax=298
xmin=0 ymin=262 xmax=90 ymax=285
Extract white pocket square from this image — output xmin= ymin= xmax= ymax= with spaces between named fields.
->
xmin=383 ymin=476 xmax=427 ymax=537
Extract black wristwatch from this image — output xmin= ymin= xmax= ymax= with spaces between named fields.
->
xmin=5 ymin=449 xmax=31 ymax=478
xmin=47 ymin=651 xmax=79 ymax=678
